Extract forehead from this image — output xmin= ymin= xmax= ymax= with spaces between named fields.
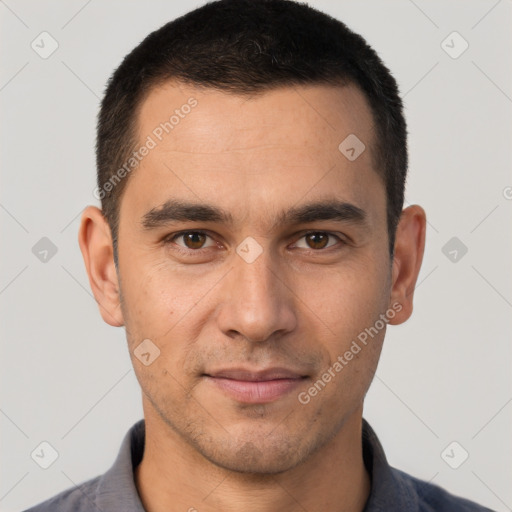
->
xmin=122 ymin=80 xmax=384 ymax=231
xmin=137 ymin=80 xmax=375 ymax=154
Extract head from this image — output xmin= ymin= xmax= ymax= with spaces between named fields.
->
xmin=80 ymin=0 xmax=425 ymax=474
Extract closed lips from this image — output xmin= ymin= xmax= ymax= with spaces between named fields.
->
xmin=204 ymin=368 xmax=307 ymax=381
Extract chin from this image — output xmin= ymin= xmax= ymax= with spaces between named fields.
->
xmin=193 ymin=432 xmax=313 ymax=475
xmin=205 ymin=449 xmax=299 ymax=475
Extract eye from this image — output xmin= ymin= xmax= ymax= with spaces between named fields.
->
xmin=169 ymin=231 xmax=217 ymax=250
xmin=293 ymin=232 xmax=343 ymax=250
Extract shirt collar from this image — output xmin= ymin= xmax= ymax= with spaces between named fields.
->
xmin=361 ymin=418 xmax=419 ymax=510
xmin=96 ymin=419 xmax=146 ymax=512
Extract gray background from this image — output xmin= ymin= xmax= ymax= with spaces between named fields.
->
xmin=1 ymin=0 xmax=511 ymax=511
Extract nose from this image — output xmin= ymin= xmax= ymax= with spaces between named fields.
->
xmin=215 ymin=244 xmax=297 ymax=343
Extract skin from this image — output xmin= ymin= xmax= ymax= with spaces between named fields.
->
xmin=79 ymin=81 xmax=426 ymax=512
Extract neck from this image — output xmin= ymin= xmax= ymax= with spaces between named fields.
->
xmin=135 ymin=404 xmax=371 ymax=512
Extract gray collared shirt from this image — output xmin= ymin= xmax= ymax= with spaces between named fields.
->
xmin=23 ymin=418 xmax=494 ymax=511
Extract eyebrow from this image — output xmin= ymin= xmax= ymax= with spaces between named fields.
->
xmin=141 ymin=198 xmax=368 ymax=231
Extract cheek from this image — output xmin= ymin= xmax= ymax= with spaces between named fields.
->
xmin=119 ymin=258 xmax=202 ymax=332
xmin=298 ymin=260 xmax=389 ymax=404
xmin=121 ymin=263 xmax=207 ymax=397
xmin=118 ymin=258 xmax=224 ymax=383
xmin=303 ymin=273 xmax=387 ymax=413
xmin=297 ymin=258 xmax=388 ymax=340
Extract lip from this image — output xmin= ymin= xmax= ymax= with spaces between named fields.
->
xmin=204 ymin=367 xmax=307 ymax=404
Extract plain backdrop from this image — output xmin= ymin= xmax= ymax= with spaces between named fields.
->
xmin=1 ymin=1 xmax=511 ymax=511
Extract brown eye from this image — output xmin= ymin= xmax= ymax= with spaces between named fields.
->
xmin=171 ymin=231 xmax=215 ymax=250
xmin=305 ymin=232 xmax=329 ymax=249
xmin=294 ymin=232 xmax=342 ymax=251
xmin=182 ymin=232 xmax=207 ymax=249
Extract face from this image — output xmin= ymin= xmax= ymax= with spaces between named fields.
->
xmin=81 ymin=81 xmax=423 ymax=474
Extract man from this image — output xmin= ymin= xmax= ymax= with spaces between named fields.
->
xmin=24 ymin=0 xmax=493 ymax=510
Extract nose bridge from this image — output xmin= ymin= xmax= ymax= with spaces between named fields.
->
xmin=236 ymin=245 xmax=276 ymax=303
xmin=216 ymin=239 xmax=296 ymax=342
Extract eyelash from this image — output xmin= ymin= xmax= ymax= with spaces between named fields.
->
xmin=164 ymin=230 xmax=346 ymax=254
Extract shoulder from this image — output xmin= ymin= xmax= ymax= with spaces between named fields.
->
xmin=21 ymin=475 xmax=101 ymax=512
xmin=391 ymin=467 xmax=495 ymax=512
xmin=22 ymin=419 xmax=145 ymax=512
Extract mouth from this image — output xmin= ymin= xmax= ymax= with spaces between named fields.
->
xmin=203 ymin=368 xmax=308 ymax=404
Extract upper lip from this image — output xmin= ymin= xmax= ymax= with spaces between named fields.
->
xmin=205 ymin=367 xmax=306 ymax=381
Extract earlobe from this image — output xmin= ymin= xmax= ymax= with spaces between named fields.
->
xmin=78 ymin=206 xmax=124 ymax=327
xmin=387 ymin=205 xmax=427 ymax=326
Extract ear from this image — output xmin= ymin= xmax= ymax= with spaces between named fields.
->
xmin=78 ymin=206 xmax=124 ymax=327
xmin=387 ymin=205 xmax=426 ymax=325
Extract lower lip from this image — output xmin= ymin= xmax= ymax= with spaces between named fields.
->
xmin=205 ymin=376 xmax=305 ymax=403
